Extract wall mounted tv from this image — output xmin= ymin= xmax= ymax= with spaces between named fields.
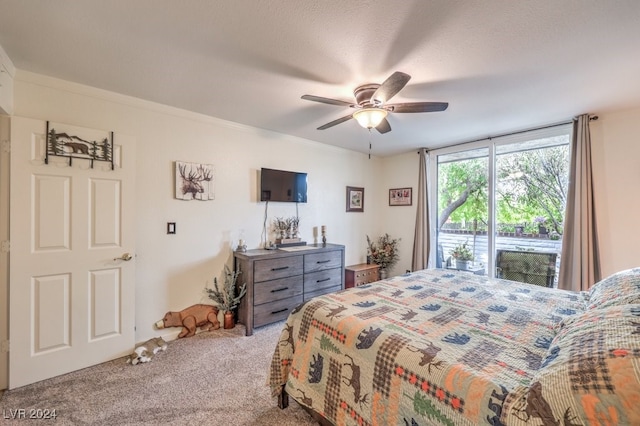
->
xmin=260 ymin=168 xmax=308 ymax=203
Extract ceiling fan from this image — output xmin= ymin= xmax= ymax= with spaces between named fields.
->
xmin=301 ymin=71 xmax=448 ymax=134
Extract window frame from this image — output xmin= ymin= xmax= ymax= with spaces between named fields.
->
xmin=428 ymin=124 xmax=573 ymax=276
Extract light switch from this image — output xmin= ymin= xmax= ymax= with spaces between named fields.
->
xmin=167 ymin=222 xmax=176 ymax=234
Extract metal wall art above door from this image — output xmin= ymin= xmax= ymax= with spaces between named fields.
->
xmin=46 ymin=121 xmax=114 ymax=169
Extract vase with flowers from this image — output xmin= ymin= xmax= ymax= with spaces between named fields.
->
xmin=450 ymin=241 xmax=474 ymax=270
xmin=367 ymin=233 xmax=401 ymax=279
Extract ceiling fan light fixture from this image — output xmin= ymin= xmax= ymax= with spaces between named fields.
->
xmin=353 ymin=108 xmax=388 ymax=129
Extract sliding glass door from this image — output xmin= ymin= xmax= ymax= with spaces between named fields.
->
xmin=431 ymin=125 xmax=572 ymax=286
xmin=435 ymin=147 xmax=489 ymax=275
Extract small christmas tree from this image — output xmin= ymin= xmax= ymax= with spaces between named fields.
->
xmin=205 ymin=264 xmax=246 ymax=313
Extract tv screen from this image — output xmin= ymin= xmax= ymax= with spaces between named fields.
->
xmin=260 ymin=168 xmax=308 ymax=203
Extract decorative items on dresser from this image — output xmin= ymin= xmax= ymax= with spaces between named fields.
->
xmin=234 ymin=243 xmax=345 ymax=336
xmin=345 ymin=263 xmax=380 ymax=288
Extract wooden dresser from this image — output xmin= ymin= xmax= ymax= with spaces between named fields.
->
xmin=345 ymin=263 xmax=380 ymax=288
xmin=234 ymin=243 xmax=344 ymax=335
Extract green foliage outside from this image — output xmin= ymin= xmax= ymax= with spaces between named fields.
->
xmin=438 ymin=140 xmax=569 ymax=234
xmin=438 ymin=158 xmax=488 ymax=229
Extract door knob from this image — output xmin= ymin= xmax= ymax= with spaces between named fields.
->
xmin=114 ymin=252 xmax=133 ymax=261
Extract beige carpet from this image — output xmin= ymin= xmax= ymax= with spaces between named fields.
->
xmin=0 ymin=322 xmax=318 ymax=425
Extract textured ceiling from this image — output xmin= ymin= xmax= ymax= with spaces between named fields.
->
xmin=1 ymin=0 xmax=640 ymax=156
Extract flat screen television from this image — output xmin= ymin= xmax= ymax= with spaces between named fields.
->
xmin=260 ymin=168 xmax=308 ymax=203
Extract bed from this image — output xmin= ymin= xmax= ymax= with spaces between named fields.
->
xmin=268 ymin=267 xmax=640 ymax=425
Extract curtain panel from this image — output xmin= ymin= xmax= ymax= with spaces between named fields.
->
xmin=412 ymin=148 xmax=430 ymax=271
xmin=558 ymin=114 xmax=601 ymax=291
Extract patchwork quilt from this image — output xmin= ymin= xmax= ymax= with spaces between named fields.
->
xmin=268 ymin=268 xmax=640 ymax=425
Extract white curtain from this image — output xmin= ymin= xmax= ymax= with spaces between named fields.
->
xmin=558 ymin=114 xmax=601 ymax=291
xmin=412 ymin=149 xmax=430 ymax=271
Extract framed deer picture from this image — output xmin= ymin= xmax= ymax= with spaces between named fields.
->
xmin=175 ymin=161 xmax=215 ymax=201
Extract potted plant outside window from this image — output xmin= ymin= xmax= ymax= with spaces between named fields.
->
xmin=534 ymin=216 xmax=548 ymax=235
xmin=205 ymin=264 xmax=247 ymax=329
xmin=450 ymin=242 xmax=474 ymax=270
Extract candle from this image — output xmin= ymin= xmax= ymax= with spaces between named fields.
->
xmin=321 ymin=225 xmax=326 ymax=233
xmin=239 ymin=239 xmax=245 ymax=246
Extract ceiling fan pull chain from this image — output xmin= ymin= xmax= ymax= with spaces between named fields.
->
xmin=368 ymin=129 xmax=372 ymax=159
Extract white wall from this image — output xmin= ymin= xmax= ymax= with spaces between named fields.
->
xmin=378 ymin=151 xmax=420 ymax=276
xmin=590 ymin=108 xmax=640 ymax=277
xmin=12 ymin=71 xmax=384 ymax=342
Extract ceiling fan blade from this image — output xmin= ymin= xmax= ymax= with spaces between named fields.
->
xmin=371 ymin=71 xmax=411 ymax=105
xmin=317 ymin=114 xmax=353 ymax=130
xmin=301 ymin=94 xmax=354 ymax=107
xmin=375 ymin=117 xmax=392 ymax=134
xmin=388 ymin=102 xmax=449 ymax=113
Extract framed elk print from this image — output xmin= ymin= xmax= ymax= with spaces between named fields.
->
xmin=346 ymin=186 xmax=364 ymax=212
xmin=175 ymin=161 xmax=215 ymax=201
xmin=389 ymin=187 xmax=412 ymax=206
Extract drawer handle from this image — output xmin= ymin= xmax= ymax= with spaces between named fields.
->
xmin=271 ymin=308 xmax=288 ymax=315
xmin=317 ymin=277 xmax=331 ymax=283
xmin=317 ymin=260 xmax=331 ymax=264
xmin=270 ymin=287 xmax=289 ymax=293
xmin=271 ymin=266 xmax=290 ymax=271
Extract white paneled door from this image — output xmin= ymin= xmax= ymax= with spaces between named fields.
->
xmin=9 ymin=117 xmax=136 ymax=389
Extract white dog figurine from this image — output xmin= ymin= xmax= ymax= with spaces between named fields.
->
xmin=127 ymin=337 xmax=168 ymax=365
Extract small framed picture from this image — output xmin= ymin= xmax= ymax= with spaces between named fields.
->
xmin=346 ymin=186 xmax=364 ymax=212
xmin=389 ymin=187 xmax=412 ymax=206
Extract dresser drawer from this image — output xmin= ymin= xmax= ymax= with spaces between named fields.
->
xmin=254 ymin=276 xmax=303 ymax=305
xmin=345 ymin=263 xmax=380 ymax=288
xmin=304 ymin=285 xmax=341 ymax=302
xmin=254 ymin=256 xmax=303 ymax=282
xmin=355 ymin=268 xmax=379 ymax=285
xmin=254 ymin=295 xmax=303 ymax=327
xmin=304 ymin=268 xmax=342 ymax=292
xmin=304 ymin=250 xmax=342 ymax=273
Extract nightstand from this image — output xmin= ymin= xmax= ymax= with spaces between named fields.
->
xmin=345 ymin=263 xmax=380 ymax=288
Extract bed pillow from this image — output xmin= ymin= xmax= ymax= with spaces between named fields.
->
xmin=586 ymin=267 xmax=640 ymax=309
xmin=502 ymin=304 xmax=640 ymax=425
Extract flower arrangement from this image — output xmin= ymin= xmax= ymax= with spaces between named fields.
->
xmin=273 ymin=216 xmax=300 ymax=239
xmin=367 ymin=233 xmax=401 ymax=270
xmin=289 ymin=216 xmax=300 ymax=238
xmin=205 ymin=265 xmax=247 ymax=313
xmin=533 ymin=216 xmax=547 ymax=225
xmin=273 ymin=217 xmax=289 ymax=238
xmin=450 ymin=241 xmax=474 ymax=261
